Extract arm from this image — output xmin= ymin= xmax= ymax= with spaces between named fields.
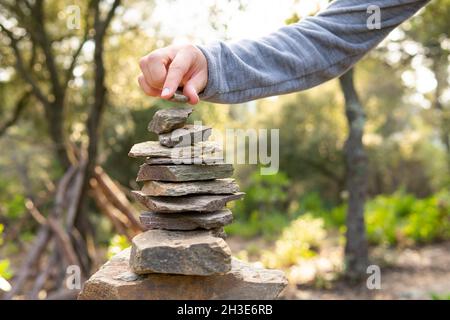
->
xmin=197 ymin=0 xmax=429 ymax=103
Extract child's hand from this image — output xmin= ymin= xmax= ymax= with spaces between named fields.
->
xmin=138 ymin=44 xmax=208 ymax=105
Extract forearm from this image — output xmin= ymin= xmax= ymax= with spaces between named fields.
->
xmin=197 ymin=0 xmax=429 ymax=104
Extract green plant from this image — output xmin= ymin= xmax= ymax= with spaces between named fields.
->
xmin=106 ymin=234 xmax=130 ymax=259
xmin=0 ymin=224 xmax=13 ymax=292
xmin=261 ymin=214 xmax=326 ymax=268
xmin=365 ymin=190 xmax=450 ymax=245
xmin=431 ymin=293 xmax=450 ymax=300
xmin=234 ymin=171 xmax=290 ymax=221
xmin=225 ymin=211 xmax=290 ymax=240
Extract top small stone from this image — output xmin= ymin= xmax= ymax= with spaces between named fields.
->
xmin=148 ymin=107 xmax=193 ymax=134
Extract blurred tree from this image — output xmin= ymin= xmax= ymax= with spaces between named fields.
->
xmin=0 ymin=0 xmax=124 ymax=298
xmin=406 ymin=0 xmax=450 ymax=175
xmin=339 ymin=69 xmax=369 ymax=279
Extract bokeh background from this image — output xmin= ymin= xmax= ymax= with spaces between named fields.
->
xmin=0 ymin=0 xmax=449 ymax=299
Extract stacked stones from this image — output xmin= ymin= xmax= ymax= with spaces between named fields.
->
xmin=79 ymin=98 xmax=287 ymax=300
xmin=128 ymin=105 xmax=244 ymax=276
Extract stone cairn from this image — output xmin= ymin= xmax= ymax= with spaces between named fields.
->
xmin=79 ymin=96 xmax=287 ymax=300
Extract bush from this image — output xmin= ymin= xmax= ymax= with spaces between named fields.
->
xmin=308 ymin=190 xmax=450 ymax=246
xmin=227 ymin=171 xmax=291 ymax=239
xmin=234 ymin=171 xmax=290 ymax=220
xmin=366 ymin=190 xmax=450 ymax=245
xmin=225 ymin=211 xmax=290 ymax=240
xmin=106 ymin=234 xmax=130 ymax=259
xmin=261 ymin=214 xmax=326 ymax=268
xmin=0 ymin=224 xmax=13 ymax=292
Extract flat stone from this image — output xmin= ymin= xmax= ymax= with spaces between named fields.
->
xmin=169 ymin=92 xmax=189 ymax=103
xmin=140 ymin=178 xmax=239 ymax=196
xmin=136 ymin=164 xmax=233 ymax=182
xmin=128 ymin=141 xmax=220 ymax=158
xmin=78 ymin=248 xmax=287 ymax=300
xmin=132 ymin=191 xmax=244 ymax=213
xmin=159 ymin=125 xmax=212 ymax=148
xmin=130 ymin=229 xmax=231 ymax=275
xmin=145 ymin=156 xmax=224 ymax=165
xmin=140 ymin=209 xmax=233 ymax=230
xmin=148 ymin=107 xmax=193 ymax=134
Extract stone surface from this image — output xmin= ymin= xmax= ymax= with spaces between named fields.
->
xmin=159 ymin=124 xmax=212 ymax=148
xmin=140 ymin=209 xmax=233 ymax=230
xmin=136 ymin=164 xmax=233 ymax=182
xmin=168 ymin=92 xmax=189 ymax=103
xmin=129 ymin=141 xmax=220 ymax=158
xmin=130 ymin=229 xmax=231 ymax=275
xmin=132 ymin=191 xmax=244 ymax=213
xmin=140 ymin=178 xmax=239 ymax=196
xmin=78 ymin=248 xmax=287 ymax=300
xmin=148 ymin=107 xmax=193 ymax=134
xmin=145 ymin=155 xmax=224 ymax=165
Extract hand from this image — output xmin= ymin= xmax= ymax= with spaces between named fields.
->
xmin=138 ymin=44 xmax=208 ymax=105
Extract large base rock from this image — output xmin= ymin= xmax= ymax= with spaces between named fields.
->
xmin=78 ymin=248 xmax=287 ymax=300
xmin=130 ymin=229 xmax=231 ymax=275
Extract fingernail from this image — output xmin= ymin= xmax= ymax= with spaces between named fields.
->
xmin=161 ymin=88 xmax=170 ymax=97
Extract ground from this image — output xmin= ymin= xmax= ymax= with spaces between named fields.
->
xmin=228 ymin=237 xmax=450 ymax=300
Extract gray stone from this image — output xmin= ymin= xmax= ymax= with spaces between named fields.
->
xmin=128 ymin=141 xmax=220 ymax=158
xmin=136 ymin=164 xmax=233 ymax=182
xmin=78 ymin=248 xmax=288 ymax=300
xmin=159 ymin=125 xmax=212 ymax=148
xmin=169 ymin=92 xmax=189 ymax=103
xmin=148 ymin=107 xmax=193 ymax=134
xmin=130 ymin=229 xmax=231 ymax=275
xmin=145 ymin=156 xmax=224 ymax=165
xmin=139 ymin=209 xmax=233 ymax=230
xmin=140 ymin=178 xmax=239 ymax=196
xmin=132 ymin=191 xmax=244 ymax=213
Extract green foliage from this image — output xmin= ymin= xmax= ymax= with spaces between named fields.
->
xmin=226 ymin=171 xmax=291 ymax=239
xmin=2 ymin=194 xmax=26 ymax=220
xmin=261 ymin=214 xmax=326 ymax=268
xmin=0 ymin=260 xmax=12 ymax=280
xmin=225 ymin=211 xmax=290 ymax=240
xmin=234 ymin=170 xmax=290 ymax=219
xmin=0 ymin=224 xmax=13 ymax=292
xmin=431 ymin=293 xmax=450 ymax=300
xmin=106 ymin=234 xmax=130 ymax=259
xmin=366 ymin=190 xmax=450 ymax=245
xmin=309 ymin=190 xmax=450 ymax=246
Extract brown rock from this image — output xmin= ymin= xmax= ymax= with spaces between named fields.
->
xmin=148 ymin=107 xmax=192 ymax=134
xmin=130 ymin=229 xmax=231 ymax=275
xmin=159 ymin=125 xmax=212 ymax=148
xmin=128 ymin=141 xmax=220 ymax=158
xmin=168 ymin=93 xmax=189 ymax=103
xmin=136 ymin=164 xmax=233 ymax=182
xmin=140 ymin=178 xmax=239 ymax=196
xmin=145 ymin=156 xmax=224 ymax=165
xmin=139 ymin=209 xmax=233 ymax=230
xmin=132 ymin=191 xmax=244 ymax=213
xmin=78 ymin=248 xmax=287 ymax=300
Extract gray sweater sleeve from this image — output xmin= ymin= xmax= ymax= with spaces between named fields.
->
xmin=197 ymin=0 xmax=429 ymax=104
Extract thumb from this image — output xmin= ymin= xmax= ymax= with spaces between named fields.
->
xmin=183 ymin=72 xmax=206 ymax=105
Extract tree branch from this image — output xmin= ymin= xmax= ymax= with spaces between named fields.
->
xmin=0 ymin=91 xmax=31 ymax=137
xmin=0 ymin=23 xmax=50 ymax=106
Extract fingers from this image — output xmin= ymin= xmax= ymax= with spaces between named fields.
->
xmin=183 ymin=72 xmax=207 ymax=105
xmin=138 ymin=44 xmax=208 ymax=105
xmin=138 ymin=75 xmax=161 ymax=96
xmin=161 ymin=49 xmax=194 ymax=99
xmin=139 ymin=49 xmax=169 ymax=90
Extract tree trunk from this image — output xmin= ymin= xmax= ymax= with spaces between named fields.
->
xmin=73 ymin=0 xmax=121 ymax=272
xmin=339 ymin=68 xmax=369 ymax=280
